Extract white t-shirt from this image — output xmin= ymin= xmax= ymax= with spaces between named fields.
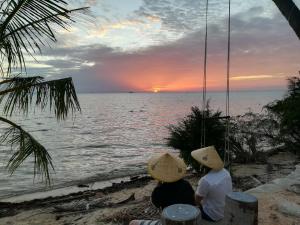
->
xmin=196 ymin=168 xmax=232 ymax=221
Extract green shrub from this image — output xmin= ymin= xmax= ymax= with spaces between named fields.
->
xmin=166 ymin=106 xmax=226 ymax=172
xmin=266 ymin=75 xmax=300 ymax=154
xmin=166 ymin=107 xmax=279 ymax=169
xmin=229 ymin=111 xmax=279 ymax=163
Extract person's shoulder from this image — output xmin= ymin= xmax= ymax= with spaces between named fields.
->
xmin=180 ymin=179 xmax=191 ymax=184
xmin=180 ymin=179 xmax=194 ymax=187
xmin=152 ymin=183 xmax=162 ymax=192
xmin=222 ymin=168 xmax=232 ymax=177
xmin=204 ymin=169 xmax=227 ymax=181
xmin=198 ymin=175 xmax=209 ymax=185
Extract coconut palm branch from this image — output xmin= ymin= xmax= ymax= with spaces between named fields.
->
xmin=0 ymin=76 xmax=81 ymax=183
xmin=0 ymin=0 xmax=87 ymax=183
xmin=0 ymin=76 xmax=81 ymax=119
xmin=0 ymin=116 xmax=54 ymax=184
xmin=0 ymin=0 xmax=88 ymax=74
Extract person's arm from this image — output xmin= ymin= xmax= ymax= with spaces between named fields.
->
xmin=195 ymin=194 xmax=203 ymax=206
xmin=195 ymin=178 xmax=209 ymax=206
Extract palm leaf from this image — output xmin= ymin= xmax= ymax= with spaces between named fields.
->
xmin=0 ymin=0 xmax=88 ymax=74
xmin=0 ymin=76 xmax=81 ymax=119
xmin=0 ymin=116 xmax=54 ymax=183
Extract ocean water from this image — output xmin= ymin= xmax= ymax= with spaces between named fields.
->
xmin=0 ymin=90 xmax=285 ymax=199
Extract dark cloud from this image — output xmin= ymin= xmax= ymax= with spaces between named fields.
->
xmin=134 ymin=0 xmax=273 ymax=34
xmin=26 ymin=4 xmax=300 ymax=92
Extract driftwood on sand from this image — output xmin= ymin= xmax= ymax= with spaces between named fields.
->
xmin=101 ymin=196 xmax=161 ymax=224
xmin=54 ymin=193 xmax=135 ymax=213
xmin=54 ymin=193 xmax=136 ymax=220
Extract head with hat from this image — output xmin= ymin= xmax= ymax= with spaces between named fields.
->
xmin=191 ymin=146 xmax=224 ymax=171
xmin=147 ymin=152 xmax=187 ymax=183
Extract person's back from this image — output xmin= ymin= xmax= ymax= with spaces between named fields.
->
xmin=152 ymin=179 xmax=195 ymax=209
xmin=196 ymin=168 xmax=232 ymax=221
xmin=129 ymin=152 xmax=193 ymax=225
xmin=191 ymin=146 xmax=233 ymax=222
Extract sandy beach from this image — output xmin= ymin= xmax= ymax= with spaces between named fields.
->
xmin=0 ymin=151 xmax=299 ymax=225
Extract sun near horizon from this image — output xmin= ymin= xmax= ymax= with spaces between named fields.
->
xmin=152 ymin=87 xmax=161 ymax=93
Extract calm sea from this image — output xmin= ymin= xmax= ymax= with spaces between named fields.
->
xmin=0 ymin=90 xmax=285 ymax=199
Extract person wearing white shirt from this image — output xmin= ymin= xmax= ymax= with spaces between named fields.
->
xmin=191 ymin=146 xmax=232 ymax=222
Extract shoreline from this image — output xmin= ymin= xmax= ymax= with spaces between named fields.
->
xmin=0 ymin=174 xmax=148 ymax=203
xmin=0 ymin=168 xmax=148 ymax=201
xmin=0 ymin=151 xmax=297 ymax=204
xmin=1 ymin=148 xmax=294 ymax=203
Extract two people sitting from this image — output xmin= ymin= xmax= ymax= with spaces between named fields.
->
xmin=130 ymin=146 xmax=232 ymax=225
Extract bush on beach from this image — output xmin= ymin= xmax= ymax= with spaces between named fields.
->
xmin=166 ymin=106 xmax=284 ymax=171
xmin=166 ymin=73 xmax=300 ymax=171
xmin=166 ymin=105 xmax=226 ymax=172
xmin=229 ymin=111 xmax=279 ymax=163
xmin=265 ymin=74 xmax=300 ymax=155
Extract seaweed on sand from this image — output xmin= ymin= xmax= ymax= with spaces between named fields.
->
xmin=101 ymin=197 xmax=160 ymax=225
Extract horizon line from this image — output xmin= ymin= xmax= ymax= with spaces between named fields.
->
xmin=76 ymin=88 xmax=286 ymax=94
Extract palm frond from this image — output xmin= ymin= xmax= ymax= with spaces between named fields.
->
xmin=0 ymin=75 xmax=43 ymax=86
xmin=0 ymin=0 xmax=88 ymax=74
xmin=0 ymin=76 xmax=81 ymax=119
xmin=0 ymin=116 xmax=54 ymax=184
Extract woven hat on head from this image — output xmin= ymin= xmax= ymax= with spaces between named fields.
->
xmin=147 ymin=152 xmax=187 ymax=183
xmin=191 ymin=146 xmax=224 ymax=171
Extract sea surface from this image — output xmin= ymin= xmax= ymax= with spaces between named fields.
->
xmin=0 ymin=90 xmax=285 ymax=199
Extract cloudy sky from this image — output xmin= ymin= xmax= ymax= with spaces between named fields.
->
xmin=27 ymin=0 xmax=300 ymax=92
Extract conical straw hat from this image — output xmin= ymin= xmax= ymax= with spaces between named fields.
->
xmin=191 ymin=146 xmax=224 ymax=171
xmin=147 ymin=152 xmax=187 ymax=183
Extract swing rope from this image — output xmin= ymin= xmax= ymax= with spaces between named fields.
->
xmin=224 ymin=0 xmax=231 ymax=166
xmin=200 ymin=0 xmax=209 ymax=148
xmin=200 ymin=0 xmax=231 ymax=167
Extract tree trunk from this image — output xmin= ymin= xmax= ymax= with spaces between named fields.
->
xmin=272 ymin=0 xmax=300 ymax=40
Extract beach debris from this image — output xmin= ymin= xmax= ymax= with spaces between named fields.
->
xmin=0 ymin=175 xmax=151 ymax=219
xmin=277 ymin=200 xmax=300 ymax=218
xmin=110 ymin=193 xmax=135 ymax=207
xmin=54 ymin=193 xmax=135 ymax=213
xmin=54 ymin=193 xmax=136 ymax=220
xmin=101 ymin=197 xmax=160 ymax=224
xmin=77 ymin=184 xmax=90 ymax=188
xmin=53 ymin=196 xmax=111 ymax=212
xmin=287 ymin=184 xmax=300 ymax=194
xmin=130 ymin=175 xmax=140 ymax=181
xmin=250 ymin=175 xmax=263 ymax=186
xmin=0 ymin=207 xmax=17 ymax=218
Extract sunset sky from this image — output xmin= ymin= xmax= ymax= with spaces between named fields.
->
xmin=26 ymin=0 xmax=300 ymax=92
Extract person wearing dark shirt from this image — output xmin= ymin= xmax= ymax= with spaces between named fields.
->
xmin=129 ymin=152 xmax=195 ymax=225
xmin=151 ymin=179 xmax=195 ymax=209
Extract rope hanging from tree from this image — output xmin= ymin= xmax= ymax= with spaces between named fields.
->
xmin=200 ymin=0 xmax=231 ymax=166
xmin=224 ymin=0 xmax=231 ymax=166
xmin=200 ymin=0 xmax=209 ymax=148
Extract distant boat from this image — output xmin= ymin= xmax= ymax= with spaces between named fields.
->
xmin=128 ymin=91 xmax=135 ymax=93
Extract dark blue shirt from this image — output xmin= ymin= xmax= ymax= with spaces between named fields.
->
xmin=151 ymin=179 xmax=195 ymax=209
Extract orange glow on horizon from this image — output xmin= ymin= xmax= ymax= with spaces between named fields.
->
xmin=96 ymin=53 xmax=292 ymax=92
